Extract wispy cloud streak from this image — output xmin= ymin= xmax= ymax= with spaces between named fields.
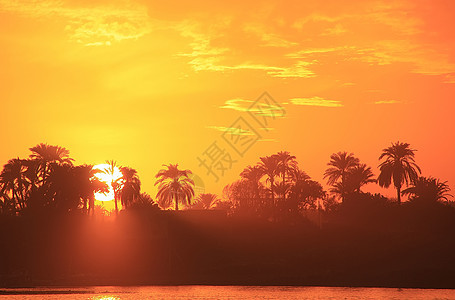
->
xmin=290 ymin=97 xmax=343 ymax=107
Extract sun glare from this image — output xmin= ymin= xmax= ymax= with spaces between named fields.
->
xmin=93 ymin=164 xmax=123 ymax=202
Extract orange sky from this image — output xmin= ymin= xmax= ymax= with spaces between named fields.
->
xmin=1 ymin=0 xmax=454 ymax=200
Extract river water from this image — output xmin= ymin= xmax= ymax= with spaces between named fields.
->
xmin=1 ymin=285 xmax=455 ymax=299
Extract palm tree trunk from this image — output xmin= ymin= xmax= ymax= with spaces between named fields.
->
xmin=255 ymin=182 xmax=260 ymax=203
xmin=83 ymin=198 xmax=88 ymax=214
xmin=19 ymin=187 xmax=26 ymax=210
xmin=13 ymin=189 xmax=22 ymax=211
xmin=42 ymin=163 xmax=48 ymax=185
xmin=175 ymin=193 xmax=179 ymax=211
xmin=114 ymin=195 xmax=118 ymax=215
xmin=270 ymin=177 xmax=275 ymax=207
xmin=88 ymin=196 xmax=94 ymax=216
xmin=397 ymin=186 xmax=401 ymax=205
xmin=341 ymin=172 xmax=345 ymax=203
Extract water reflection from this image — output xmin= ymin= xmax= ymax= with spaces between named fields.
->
xmin=2 ymin=286 xmax=455 ymax=300
xmin=91 ymin=296 xmax=121 ymax=300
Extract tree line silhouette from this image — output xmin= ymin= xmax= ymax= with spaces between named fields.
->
xmin=223 ymin=142 xmax=451 ymax=221
xmin=0 ymin=144 xmax=149 ymax=216
xmin=0 ymin=142 xmax=452 ymax=218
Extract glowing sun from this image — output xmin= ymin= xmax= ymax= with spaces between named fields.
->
xmin=93 ymin=164 xmax=123 ymax=202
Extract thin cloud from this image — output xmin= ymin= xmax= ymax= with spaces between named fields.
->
xmin=206 ymin=126 xmax=254 ymax=136
xmin=292 ymin=13 xmax=342 ymax=29
xmin=374 ymin=100 xmax=402 ymax=104
xmin=0 ymin=0 xmax=152 ymax=46
xmin=220 ymin=99 xmax=253 ymax=112
xmin=244 ymin=24 xmax=297 ymax=48
xmin=443 ymin=74 xmax=455 ymax=84
xmin=176 ymin=21 xmax=229 ymax=58
xmin=172 ymin=2 xmax=455 ymax=80
xmin=355 ymin=40 xmax=455 ymax=76
xmin=267 ymin=61 xmax=315 ymax=78
xmin=176 ymin=20 xmax=315 ymax=78
xmin=186 ymin=55 xmax=315 ymax=78
xmin=220 ymin=99 xmax=285 ymax=117
xmin=322 ymin=24 xmax=347 ymax=36
xmin=286 ymin=47 xmax=345 ymax=58
xmin=290 ymin=97 xmax=343 ymax=107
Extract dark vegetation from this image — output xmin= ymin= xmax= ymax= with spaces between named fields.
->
xmin=0 ymin=142 xmax=454 ymax=288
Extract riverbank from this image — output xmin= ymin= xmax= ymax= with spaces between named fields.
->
xmin=1 ymin=207 xmax=455 ymax=289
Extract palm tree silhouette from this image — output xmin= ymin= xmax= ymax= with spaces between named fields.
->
xmin=348 ymin=164 xmax=376 ymax=192
xmin=402 ymin=176 xmax=452 ymax=203
xmin=273 ymin=151 xmax=298 ymax=201
xmin=324 ymin=152 xmax=360 ymax=202
xmin=0 ymin=158 xmax=28 ymax=212
xmin=0 ymin=187 xmax=11 ymax=215
xmin=155 ymin=164 xmax=194 ymax=211
xmin=289 ymin=179 xmax=325 ymax=210
xmin=43 ymin=164 xmax=109 ymax=213
xmin=22 ymin=159 xmax=40 ymax=197
xmin=193 ymin=193 xmax=221 ymax=210
xmin=240 ymin=165 xmax=263 ymax=202
xmin=46 ymin=164 xmax=80 ymax=212
xmin=223 ymin=179 xmax=259 ymax=212
xmin=290 ymin=168 xmax=311 ymax=183
xmin=105 ymin=160 xmax=122 ymax=215
xmin=29 ymin=143 xmax=74 ymax=184
xmin=131 ymin=192 xmax=160 ymax=210
xmin=73 ymin=164 xmax=108 ymax=215
xmin=288 ymin=167 xmax=324 ymax=211
xmin=378 ymin=141 xmax=421 ymax=204
xmin=331 ymin=164 xmax=376 ymax=196
xmin=120 ymin=166 xmax=141 ymax=209
xmin=258 ymin=155 xmax=279 ymax=205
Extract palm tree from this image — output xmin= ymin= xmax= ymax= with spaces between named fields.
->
xmin=332 ymin=164 xmax=376 ymax=196
xmin=155 ymin=164 xmax=194 ymax=211
xmin=0 ymin=185 xmax=10 ymax=215
xmin=378 ymin=141 xmax=421 ymax=204
xmin=130 ymin=192 xmax=160 ymax=210
xmin=290 ymin=168 xmax=311 ymax=183
xmin=89 ymin=178 xmax=109 ymax=215
xmin=94 ymin=204 xmax=110 ymax=217
xmin=289 ymin=179 xmax=325 ymax=210
xmin=120 ymin=166 xmax=141 ymax=209
xmin=0 ymin=158 xmax=29 ymax=212
xmin=258 ymin=155 xmax=279 ymax=205
xmin=73 ymin=164 xmax=108 ymax=215
xmin=240 ymin=165 xmax=263 ymax=202
xmin=105 ymin=160 xmax=122 ymax=215
xmin=156 ymin=195 xmax=172 ymax=210
xmin=22 ymin=159 xmax=40 ymax=198
xmin=29 ymin=143 xmax=74 ymax=184
xmin=46 ymin=164 xmax=80 ymax=212
xmin=42 ymin=163 xmax=109 ymax=213
xmin=193 ymin=193 xmax=220 ymax=209
xmin=402 ymin=176 xmax=452 ymax=203
xmin=288 ymin=167 xmax=324 ymax=211
xmin=223 ymin=179 xmax=259 ymax=212
xmin=324 ymin=152 xmax=360 ymax=202
xmin=273 ymin=151 xmax=298 ymax=201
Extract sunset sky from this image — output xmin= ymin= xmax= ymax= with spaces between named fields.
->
xmin=1 ymin=0 xmax=454 ymax=200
